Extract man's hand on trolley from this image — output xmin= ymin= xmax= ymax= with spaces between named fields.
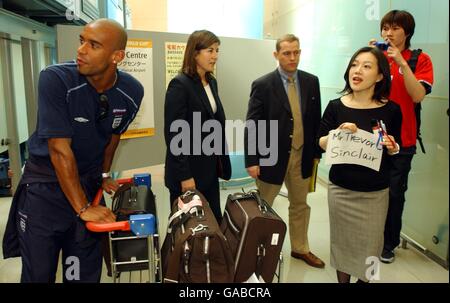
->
xmin=80 ymin=205 xmax=116 ymax=223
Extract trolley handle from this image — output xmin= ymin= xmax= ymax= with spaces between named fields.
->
xmin=86 ymin=220 xmax=131 ymax=233
xmin=86 ymin=177 xmax=134 ymax=232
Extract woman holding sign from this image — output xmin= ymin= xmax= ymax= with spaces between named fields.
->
xmin=317 ymin=47 xmax=402 ymax=283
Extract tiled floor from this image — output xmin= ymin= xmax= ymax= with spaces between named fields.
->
xmin=0 ymin=164 xmax=448 ymax=283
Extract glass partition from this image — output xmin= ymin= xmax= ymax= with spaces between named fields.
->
xmin=265 ymin=0 xmax=449 ymax=267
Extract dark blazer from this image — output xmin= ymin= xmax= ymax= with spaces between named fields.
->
xmin=164 ymin=73 xmax=231 ymax=191
xmin=245 ymin=69 xmax=322 ymax=185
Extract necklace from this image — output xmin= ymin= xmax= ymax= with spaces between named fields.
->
xmin=112 ymin=72 xmax=118 ymax=87
xmin=103 ymin=72 xmax=118 ymax=92
xmin=88 ymin=72 xmax=118 ymax=93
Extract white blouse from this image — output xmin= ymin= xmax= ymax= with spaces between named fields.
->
xmin=203 ymin=84 xmax=217 ymax=114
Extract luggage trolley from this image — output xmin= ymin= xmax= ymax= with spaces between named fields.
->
xmin=87 ymin=175 xmax=162 ymax=283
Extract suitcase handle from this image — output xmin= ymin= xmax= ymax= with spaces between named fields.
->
xmin=86 ymin=178 xmax=134 ymax=232
xmin=251 ymin=191 xmax=268 ymax=213
xmin=91 ymin=178 xmax=134 ymax=207
xmin=229 ymin=191 xmax=268 ymax=213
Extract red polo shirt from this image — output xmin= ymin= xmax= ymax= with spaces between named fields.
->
xmin=386 ymin=49 xmax=434 ymax=148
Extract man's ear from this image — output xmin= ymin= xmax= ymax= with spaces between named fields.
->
xmin=112 ymin=50 xmax=125 ymax=64
xmin=273 ymin=51 xmax=278 ymax=60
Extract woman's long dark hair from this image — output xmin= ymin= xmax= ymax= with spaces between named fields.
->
xmin=182 ymin=30 xmax=220 ymax=80
xmin=340 ymin=46 xmax=391 ymax=102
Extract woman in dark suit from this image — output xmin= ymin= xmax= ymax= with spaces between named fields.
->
xmin=164 ymin=30 xmax=231 ymax=223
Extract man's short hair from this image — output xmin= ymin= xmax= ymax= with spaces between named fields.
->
xmin=380 ymin=10 xmax=415 ymax=49
xmin=276 ymin=34 xmax=299 ymax=52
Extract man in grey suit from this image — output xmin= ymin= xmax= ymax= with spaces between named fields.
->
xmin=245 ymin=34 xmax=324 ymax=268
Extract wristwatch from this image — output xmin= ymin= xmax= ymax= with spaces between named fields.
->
xmin=102 ymin=172 xmax=111 ymax=178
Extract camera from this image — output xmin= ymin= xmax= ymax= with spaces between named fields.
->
xmin=375 ymin=41 xmax=389 ymax=51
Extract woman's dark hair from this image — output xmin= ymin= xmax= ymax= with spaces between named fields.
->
xmin=340 ymin=46 xmax=391 ymax=102
xmin=182 ymin=30 xmax=220 ymax=79
xmin=380 ymin=10 xmax=415 ymax=49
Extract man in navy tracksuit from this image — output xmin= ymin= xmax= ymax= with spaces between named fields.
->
xmin=2 ymin=19 xmax=143 ymax=282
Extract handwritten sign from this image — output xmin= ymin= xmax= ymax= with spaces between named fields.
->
xmin=325 ymin=129 xmax=383 ymax=171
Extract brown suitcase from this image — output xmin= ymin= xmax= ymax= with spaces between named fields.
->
xmin=161 ymin=190 xmax=234 ymax=283
xmin=220 ymin=190 xmax=286 ymax=282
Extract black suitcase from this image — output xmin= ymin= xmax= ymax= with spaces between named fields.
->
xmin=107 ymin=183 xmax=157 ymax=273
xmin=220 ymin=190 xmax=286 ymax=282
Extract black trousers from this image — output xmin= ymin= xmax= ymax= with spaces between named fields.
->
xmin=383 ymin=153 xmax=414 ymax=252
xmin=168 ymin=179 xmax=222 ymax=225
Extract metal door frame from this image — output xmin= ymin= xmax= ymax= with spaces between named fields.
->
xmin=0 ymin=33 xmax=23 ymax=191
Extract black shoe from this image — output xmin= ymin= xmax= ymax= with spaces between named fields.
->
xmin=380 ymin=249 xmax=395 ymax=263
